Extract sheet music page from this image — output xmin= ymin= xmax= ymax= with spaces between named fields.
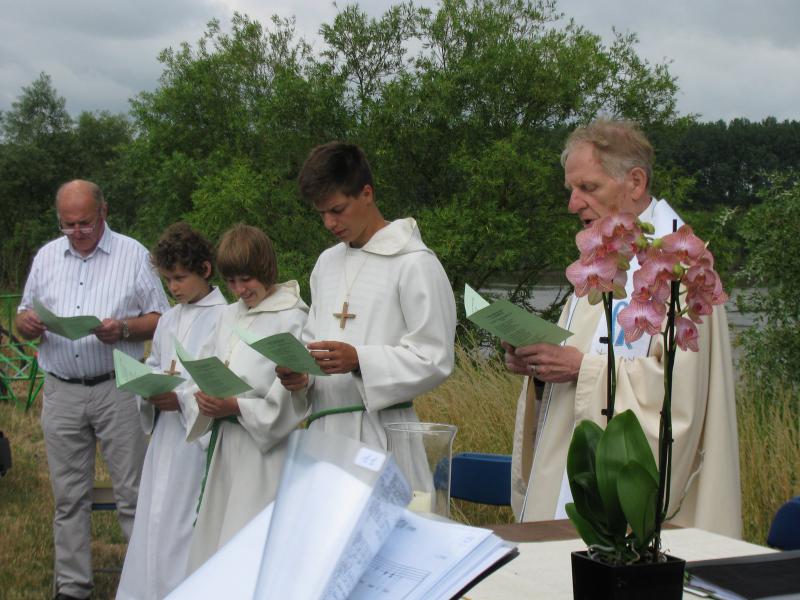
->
xmin=322 ymin=459 xmax=411 ymax=599
xmin=348 ymin=509 xmax=497 ymax=600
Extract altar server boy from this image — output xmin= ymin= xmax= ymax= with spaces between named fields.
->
xmin=118 ymin=222 xmax=227 ymax=600
xmin=185 ymin=224 xmax=309 ymax=573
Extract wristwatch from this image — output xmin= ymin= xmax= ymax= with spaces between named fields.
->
xmin=120 ymin=320 xmax=130 ymax=340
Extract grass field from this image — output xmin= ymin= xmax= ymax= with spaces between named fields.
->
xmin=0 ymin=343 xmax=797 ymax=599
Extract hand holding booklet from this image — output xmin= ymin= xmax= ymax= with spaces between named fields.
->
xmin=464 ymin=284 xmax=572 ymax=347
xmin=32 ymin=298 xmax=102 ymax=341
xmin=234 ymin=328 xmax=327 ymax=376
xmin=173 ymin=338 xmax=252 ymax=398
xmin=113 ymin=349 xmax=184 ymax=397
xmin=168 ymin=429 xmax=517 ymax=600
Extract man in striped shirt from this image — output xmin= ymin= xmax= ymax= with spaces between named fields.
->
xmin=15 ymin=179 xmax=170 ymax=600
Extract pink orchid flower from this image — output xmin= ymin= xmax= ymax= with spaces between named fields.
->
xmin=661 ymin=225 xmax=707 ymax=263
xmin=631 ymin=253 xmax=678 ymax=304
xmin=598 ymin=211 xmax=638 ymax=238
xmin=576 ymin=226 xmax=606 ymax=259
xmin=617 ymin=299 xmax=666 ymax=344
xmin=674 ymin=316 xmax=699 ymax=352
xmin=566 ymin=255 xmax=617 ymax=297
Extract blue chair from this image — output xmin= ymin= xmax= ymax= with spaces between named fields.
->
xmin=450 ymin=452 xmax=512 ymax=506
xmin=767 ymin=496 xmax=800 ymax=550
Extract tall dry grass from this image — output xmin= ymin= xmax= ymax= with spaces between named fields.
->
xmin=415 ymin=342 xmax=521 ymax=526
xmin=0 ymin=393 xmax=126 ymax=599
xmin=737 ymin=371 xmax=800 ymax=543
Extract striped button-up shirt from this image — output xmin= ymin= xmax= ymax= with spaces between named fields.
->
xmin=18 ymin=225 xmax=170 ymax=379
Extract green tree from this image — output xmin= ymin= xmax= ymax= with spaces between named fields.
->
xmin=737 ymin=173 xmax=800 ymax=388
xmin=321 ymin=0 xmax=680 ymax=308
xmin=0 ymin=75 xmax=133 ymax=289
xmin=0 ymin=73 xmax=72 ymax=144
xmin=123 ymin=12 xmax=351 ymax=252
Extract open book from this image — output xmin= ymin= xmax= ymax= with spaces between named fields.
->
xmin=168 ymin=429 xmax=517 ymax=600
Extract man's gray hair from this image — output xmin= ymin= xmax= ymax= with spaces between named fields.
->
xmin=561 ymin=119 xmax=654 ymax=192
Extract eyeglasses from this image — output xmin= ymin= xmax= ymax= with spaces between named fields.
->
xmin=58 ymin=215 xmax=101 ymax=236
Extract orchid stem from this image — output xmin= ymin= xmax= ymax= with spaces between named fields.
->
xmin=654 ymin=276 xmax=678 ymax=557
xmin=603 ymin=292 xmax=616 ymax=423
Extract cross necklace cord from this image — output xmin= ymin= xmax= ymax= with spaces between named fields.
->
xmin=334 ymin=247 xmax=369 ymax=329
xmin=165 ymin=304 xmax=199 ymax=376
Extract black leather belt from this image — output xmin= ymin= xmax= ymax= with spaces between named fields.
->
xmin=48 ymin=371 xmax=115 ymax=386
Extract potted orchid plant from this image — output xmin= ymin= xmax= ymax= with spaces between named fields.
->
xmin=563 ymin=212 xmax=727 ymax=599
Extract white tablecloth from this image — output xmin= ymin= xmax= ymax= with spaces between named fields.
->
xmin=468 ymin=528 xmax=775 ymax=599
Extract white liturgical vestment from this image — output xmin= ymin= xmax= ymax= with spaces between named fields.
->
xmin=511 ymin=199 xmax=742 ymax=539
xmin=118 ymin=287 xmax=227 ymax=600
xmin=185 ymin=281 xmax=309 ymax=573
xmin=304 ymin=218 xmax=457 ymax=451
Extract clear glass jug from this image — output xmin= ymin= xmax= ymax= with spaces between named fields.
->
xmin=384 ymin=422 xmax=457 ymax=517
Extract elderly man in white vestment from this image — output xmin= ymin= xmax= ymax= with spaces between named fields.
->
xmin=15 ymin=180 xmax=169 ymax=600
xmin=504 ymin=120 xmax=742 ymax=538
xmin=278 ymin=141 xmax=457 ymax=455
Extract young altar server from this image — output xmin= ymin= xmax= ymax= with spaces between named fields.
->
xmin=184 ymin=224 xmax=309 ymax=573
xmin=278 ymin=142 xmax=457 ymax=454
xmin=117 ymin=222 xmax=227 ymax=600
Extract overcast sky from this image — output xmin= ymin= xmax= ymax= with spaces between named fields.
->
xmin=2 ymin=0 xmax=798 ymax=123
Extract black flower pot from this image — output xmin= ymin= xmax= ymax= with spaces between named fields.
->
xmin=571 ymin=550 xmax=686 ymax=600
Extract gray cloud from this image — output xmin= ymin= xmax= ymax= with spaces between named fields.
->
xmin=558 ymin=0 xmax=800 ymax=121
xmin=1 ymin=0 xmax=798 ymax=121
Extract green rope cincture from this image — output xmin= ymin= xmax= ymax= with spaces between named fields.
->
xmin=305 ymin=401 xmax=413 ymax=427
xmin=194 ymin=415 xmax=240 ymax=522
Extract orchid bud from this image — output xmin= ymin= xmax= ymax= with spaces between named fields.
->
xmin=638 ymin=220 xmax=655 ymax=234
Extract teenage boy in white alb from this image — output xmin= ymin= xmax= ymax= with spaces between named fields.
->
xmin=278 ymin=142 xmax=457 ymax=454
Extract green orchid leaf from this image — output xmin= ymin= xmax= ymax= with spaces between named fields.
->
xmin=567 ymin=420 xmax=607 ymax=526
xmin=571 ymin=472 xmax=611 ymax=532
xmin=595 ymin=410 xmax=658 ymax=537
xmin=567 ymin=420 xmax=604 ymax=479
xmin=595 ymin=414 xmax=633 ymax=536
xmin=565 ymin=502 xmax=615 ymax=549
xmin=618 ymin=461 xmax=659 ymax=547
xmin=619 ymin=410 xmax=659 ymax=482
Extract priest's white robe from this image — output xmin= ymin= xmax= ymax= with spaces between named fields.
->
xmin=185 ymin=281 xmax=309 ymax=573
xmin=117 ymin=287 xmax=227 ymax=600
xmin=303 ymin=217 xmax=457 ymax=451
xmin=511 ymin=199 xmax=742 ymax=538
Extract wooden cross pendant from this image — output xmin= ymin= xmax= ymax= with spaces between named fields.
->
xmin=333 ymin=301 xmax=356 ymax=329
xmin=164 ymin=359 xmax=181 ymax=376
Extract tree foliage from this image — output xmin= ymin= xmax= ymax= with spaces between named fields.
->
xmin=0 ymin=1 xmax=710 ymax=315
xmin=736 ymin=173 xmax=800 ymax=388
xmin=0 ymin=76 xmax=132 ymax=287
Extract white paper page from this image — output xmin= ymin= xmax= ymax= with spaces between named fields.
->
xmin=464 ymin=284 xmax=491 ymax=316
xmin=322 ymin=459 xmax=410 ymax=600
xmin=425 ymin=541 xmax=514 ymax=600
xmin=165 ymin=503 xmax=275 ymax=600
xmin=255 ymin=460 xmax=373 ymax=599
xmin=348 ymin=509 xmax=495 ymax=600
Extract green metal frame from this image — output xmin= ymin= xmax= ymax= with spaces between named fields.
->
xmin=0 ymin=293 xmax=44 ymax=411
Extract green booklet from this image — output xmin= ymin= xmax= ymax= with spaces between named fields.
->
xmin=174 ymin=338 xmax=252 ymax=398
xmin=33 ymin=298 xmax=102 ymax=341
xmin=235 ymin=329 xmax=327 ymax=377
xmin=464 ymin=284 xmax=572 ymax=347
xmin=113 ymin=349 xmax=185 ymax=397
